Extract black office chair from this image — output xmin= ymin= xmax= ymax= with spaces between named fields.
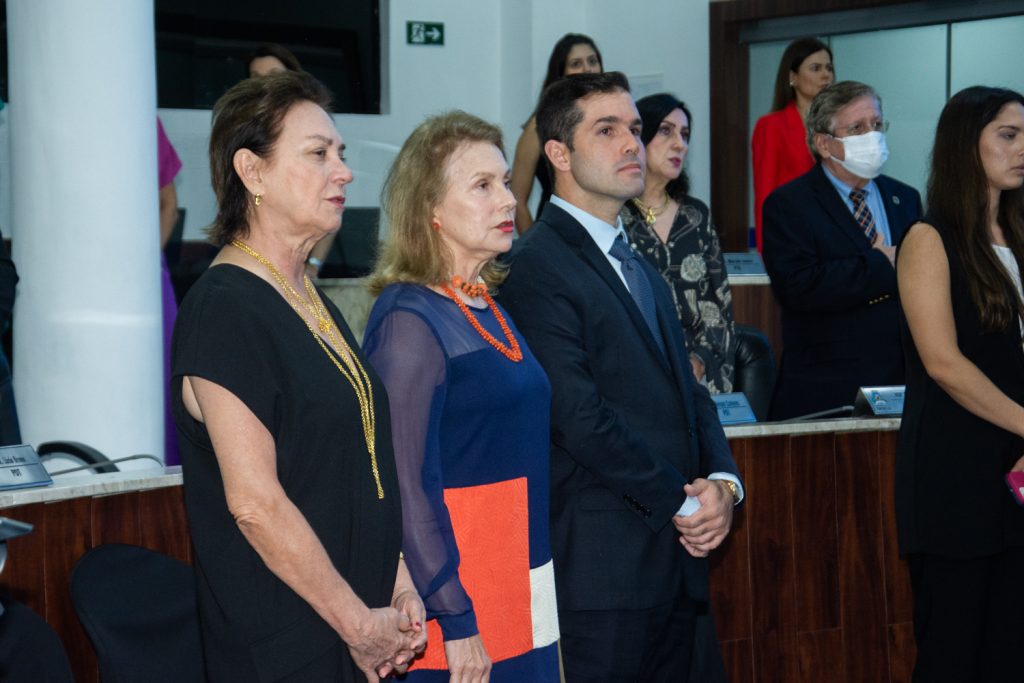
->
xmin=733 ymin=324 xmax=777 ymax=422
xmin=70 ymin=544 xmax=204 ymax=682
xmin=0 ymin=517 xmax=74 ymax=683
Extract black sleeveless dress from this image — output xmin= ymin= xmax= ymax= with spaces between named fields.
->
xmin=172 ymin=265 xmax=402 ymax=681
xmin=895 ymin=219 xmax=1024 ymax=558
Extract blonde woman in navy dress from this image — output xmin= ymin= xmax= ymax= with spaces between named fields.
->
xmin=364 ymin=111 xmax=559 ymax=682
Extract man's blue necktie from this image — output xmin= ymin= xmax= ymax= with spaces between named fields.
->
xmin=608 ymin=236 xmax=666 ymax=357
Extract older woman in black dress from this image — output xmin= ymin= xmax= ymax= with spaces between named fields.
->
xmin=172 ymin=72 xmax=425 ymax=682
xmin=896 ymin=86 xmax=1024 ymax=681
xmin=621 ymin=93 xmax=738 ymax=394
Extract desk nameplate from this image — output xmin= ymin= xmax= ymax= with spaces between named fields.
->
xmin=724 ymin=252 xmax=767 ymax=276
xmin=713 ymin=393 xmax=758 ymax=425
xmin=0 ymin=445 xmax=53 ymax=491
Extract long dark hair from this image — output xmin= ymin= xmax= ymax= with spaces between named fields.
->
xmin=771 ymin=37 xmax=831 ymax=112
xmin=637 ymin=93 xmax=692 ymax=200
xmin=542 ymin=33 xmax=603 ymax=93
xmin=928 ymin=86 xmax=1024 ymax=332
xmin=525 ymin=34 xmax=603 ymax=127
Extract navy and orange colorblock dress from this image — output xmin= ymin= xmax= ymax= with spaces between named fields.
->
xmin=363 ymin=283 xmax=559 ymax=682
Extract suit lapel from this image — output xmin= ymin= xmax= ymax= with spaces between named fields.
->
xmin=541 ymin=204 xmax=673 ymax=374
xmin=875 ymin=176 xmax=909 ymax=244
xmin=646 ymin=260 xmax=700 ymax=408
xmin=809 ymin=164 xmax=874 ymax=252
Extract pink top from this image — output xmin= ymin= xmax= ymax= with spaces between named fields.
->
xmin=157 ymin=118 xmax=182 ymax=189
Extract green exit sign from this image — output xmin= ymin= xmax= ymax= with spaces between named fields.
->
xmin=407 ymin=21 xmax=444 ymax=46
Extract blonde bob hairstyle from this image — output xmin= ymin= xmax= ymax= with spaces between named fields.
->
xmin=368 ymin=110 xmax=508 ymax=295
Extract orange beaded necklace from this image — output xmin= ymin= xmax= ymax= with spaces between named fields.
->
xmin=441 ymin=284 xmax=523 ymax=362
xmin=451 ymin=274 xmax=487 ymax=298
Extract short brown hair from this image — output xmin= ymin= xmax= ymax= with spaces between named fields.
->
xmin=207 ymin=71 xmax=332 ymax=246
xmin=805 ymin=80 xmax=880 ymax=161
xmin=368 ymin=111 xmax=508 ymax=295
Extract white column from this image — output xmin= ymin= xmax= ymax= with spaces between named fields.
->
xmin=8 ymin=0 xmax=163 ymax=467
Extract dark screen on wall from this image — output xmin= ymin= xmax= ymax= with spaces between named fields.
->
xmin=0 ymin=0 xmax=381 ymax=113
xmin=155 ymin=0 xmax=380 ymax=112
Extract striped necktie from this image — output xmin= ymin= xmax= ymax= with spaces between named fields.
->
xmin=849 ymin=188 xmax=878 ymax=243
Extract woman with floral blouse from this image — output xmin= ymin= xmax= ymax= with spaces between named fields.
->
xmin=621 ymin=92 xmax=737 ymax=394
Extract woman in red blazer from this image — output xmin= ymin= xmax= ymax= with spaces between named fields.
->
xmin=751 ymin=38 xmax=834 ymax=252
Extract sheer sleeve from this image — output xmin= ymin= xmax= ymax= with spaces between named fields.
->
xmin=363 ymin=306 xmax=479 ymax=640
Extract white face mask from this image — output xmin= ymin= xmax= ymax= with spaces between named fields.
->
xmin=833 ymin=131 xmax=889 ymax=179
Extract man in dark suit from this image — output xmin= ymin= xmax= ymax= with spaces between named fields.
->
xmin=762 ymin=80 xmax=922 ymax=420
xmin=498 ymin=71 xmax=742 ymax=682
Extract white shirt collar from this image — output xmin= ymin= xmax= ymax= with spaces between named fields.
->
xmin=550 ymin=195 xmax=625 ymax=253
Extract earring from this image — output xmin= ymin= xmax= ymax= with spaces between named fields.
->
xmin=254 ymin=193 xmax=262 ymax=207
xmin=431 ymin=220 xmax=441 ymax=231
xmin=789 ymin=82 xmax=794 ymax=87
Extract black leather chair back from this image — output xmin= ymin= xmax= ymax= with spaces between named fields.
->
xmin=733 ymin=324 xmax=777 ymax=422
xmin=70 ymin=544 xmax=204 ymax=682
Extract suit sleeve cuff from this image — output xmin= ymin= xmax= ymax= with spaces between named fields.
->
xmin=708 ymin=472 xmax=744 ymax=505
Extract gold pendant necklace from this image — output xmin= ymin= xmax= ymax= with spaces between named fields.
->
xmin=632 ymin=192 xmax=670 ymax=227
xmin=231 ymin=239 xmax=384 ymax=500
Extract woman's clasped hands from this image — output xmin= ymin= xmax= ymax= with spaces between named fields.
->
xmin=348 ymin=589 xmax=427 ymax=681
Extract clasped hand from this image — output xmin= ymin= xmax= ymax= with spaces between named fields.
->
xmin=871 ymin=232 xmax=896 ymax=267
xmin=672 ymin=478 xmax=734 ymax=558
xmin=350 ymin=589 xmax=427 ymax=681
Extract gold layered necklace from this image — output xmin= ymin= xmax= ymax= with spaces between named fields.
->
xmin=231 ymin=239 xmax=384 ymax=500
xmin=632 ymin=191 xmax=671 ymax=227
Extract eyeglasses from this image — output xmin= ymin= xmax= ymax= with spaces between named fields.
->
xmin=831 ymin=119 xmax=890 ymax=137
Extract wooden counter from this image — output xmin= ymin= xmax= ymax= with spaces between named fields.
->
xmin=711 ymin=419 xmax=913 ymax=683
xmin=0 ymin=419 xmax=912 ymax=683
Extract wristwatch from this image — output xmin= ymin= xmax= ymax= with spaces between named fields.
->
xmin=719 ymin=479 xmax=739 ymax=504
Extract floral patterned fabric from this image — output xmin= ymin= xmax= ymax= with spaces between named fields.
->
xmin=621 ymin=196 xmax=737 ymax=394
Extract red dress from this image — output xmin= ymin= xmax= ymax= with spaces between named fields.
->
xmin=751 ymin=101 xmax=813 ymax=252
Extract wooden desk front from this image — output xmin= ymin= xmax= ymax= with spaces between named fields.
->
xmin=1 ymin=421 xmax=912 ymax=683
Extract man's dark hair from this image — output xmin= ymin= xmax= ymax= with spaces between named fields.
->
xmin=536 ymin=71 xmax=631 ymax=153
